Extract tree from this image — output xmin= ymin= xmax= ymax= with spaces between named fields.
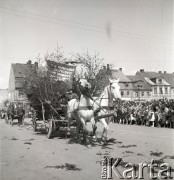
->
xmin=24 ymin=47 xmax=113 ymax=104
xmin=72 ymin=50 xmax=106 ymax=95
xmin=73 ymin=50 xmax=103 ymax=79
xmin=44 ymin=44 xmax=67 ymax=63
xmin=94 ymin=67 xmax=112 ymax=96
xmin=2 ymin=99 xmax=10 ymax=108
xmin=23 ymin=50 xmax=71 ymax=107
xmin=72 ymin=50 xmax=114 ymax=96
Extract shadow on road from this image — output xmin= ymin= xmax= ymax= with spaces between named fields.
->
xmin=44 ymin=163 xmax=82 ymax=171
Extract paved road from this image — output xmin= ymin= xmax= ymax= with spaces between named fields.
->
xmin=0 ymin=118 xmax=174 ymax=180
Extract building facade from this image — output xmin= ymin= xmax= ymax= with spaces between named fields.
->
xmin=159 ymin=72 xmax=174 ymax=99
xmin=0 ymin=89 xmax=8 ymax=108
xmin=126 ymin=69 xmax=174 ymax=100
xmin=127 ymin=76 xmax=153 ymax=101
xmin=106 ymin=67 xmax=135 ymax=100
xmin=8 ymin=60 xmax=38 ymax=103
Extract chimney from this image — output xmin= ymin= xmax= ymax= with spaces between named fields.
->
xmin=140 ymin=69 xmax=144 ymax=72
xmin=158 ymin=71 xmax=162 ymax=73
xmin=34 ymin=62 xmax=38 ymax=69
xmin=119 ymin=68 xmax=122 ymax=72
xmin=27 ymin=60 xmax=32 ymax=65
xmin=107 ymin=64 xmax=110 ymax=70
xmin=164 ymin=71 xmax=166 ymax=74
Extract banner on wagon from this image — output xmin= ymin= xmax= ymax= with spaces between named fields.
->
xmin=46 ymin=60 xmax=75 ymax=83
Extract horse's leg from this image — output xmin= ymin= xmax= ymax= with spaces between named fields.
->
xmin=18 ymin=117 xmax=20 ymax=126
xmin=75 ymin=120 xmax=81 ymax=143
xmin=82 ymin=122 xmax=88 ymax=143
xmin=18 ymin=115 xmax=21 ymax=126
xmin=99 ymin=118 xmax=108 ymax=144
xmin=73 ymin=112 xmax=83 ymax=143
xmin=11 ymin=116 xmax=13 ymax=126
xmin=66 ymin=115 xmax=71 ymax=138
xmin=91 ymin=117 xmax=97 ymax=140
xmin=22 ymin=115 xmax=25 ymax=125
xmin=66 ymin=106 xmax=73 ymax=138
xmin=20 ymin=115 xmax=23 ymax=125
xmin=80 ymin=117 xmax=91 ymax=148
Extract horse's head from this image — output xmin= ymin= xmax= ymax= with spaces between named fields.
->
xmin=109 ymin=78 xmax=121 ymax=99
xmin=79 ymin=79 xmax=91 ymax=89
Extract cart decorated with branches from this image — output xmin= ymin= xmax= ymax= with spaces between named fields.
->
xmin=25 ymin=53 xmax=106 ymax=139
xmin=24 ymin=60 xmax=77 ymax=138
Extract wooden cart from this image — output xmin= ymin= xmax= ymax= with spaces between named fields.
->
xmin=32 ymin=102 xmax=76 ymax=139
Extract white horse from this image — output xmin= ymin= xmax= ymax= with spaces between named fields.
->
xmin=67 ymin=78 xmax=121 ymax=147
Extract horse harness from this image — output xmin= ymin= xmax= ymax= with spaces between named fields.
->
xmin=76 ymin=84 xmax=115 ymax=118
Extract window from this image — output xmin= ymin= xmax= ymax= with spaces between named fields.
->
xmin=121 ymin=91 xmax=124 ymax=96
xmin=137 ymin=84 xmax=143 ymax=89
xmin=158 ymin=79 xmax=162 ymax=84
xmin=135 ymin=92 xmax=138 ymax=97
xmin=141 ymin=92 xmax=144 ymax=96
xmin=127 ymin=91 xmax=129 ymax=96
xmin=165 ymin=87 xmax=168 ymax=94
xmin=159 ymin=87 xmax=163 ymax=94
xmin=154 ymin=88 xmax=157 ymax=94
xmin=147 ymin=92 xmax=151 ymax=96
xmin=19 ymin=90 xmax=23 ymax=97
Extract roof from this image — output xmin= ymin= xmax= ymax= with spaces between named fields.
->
xmin=12 ymin=63 xmax=35 ymax=78
xmin=111 ymin=69 xmax=131 ymax=82
xmin=11 ymin=63 xmax=36 ymax=89
xmin=135 ymin=71 xmax=159 ymax=79
xmin=136 ymin=71 xmax=174 ymax=87
xmin=144 ymin=77 xmax=156 ymax=85
xmin=127 ymin=75 xmax=142 ymax=82
xmin=127 ymin=75 xmax=152 ymax=91
xmin=160 ymin=73 xmax=174 ymax=88
xmin=118 ymin=82 xmax=134 ymax=90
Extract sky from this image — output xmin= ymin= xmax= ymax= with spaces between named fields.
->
xmin=0 ymin=0 xmax=173 ymax=89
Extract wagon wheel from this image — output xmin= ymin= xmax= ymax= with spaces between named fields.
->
xmin=46 ymin=120 xmax=53 ymax=139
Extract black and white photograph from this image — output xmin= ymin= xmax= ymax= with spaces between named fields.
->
xmin=0 ymin=0 xmax=174 ymax=180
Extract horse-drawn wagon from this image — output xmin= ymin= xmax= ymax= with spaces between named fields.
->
xmin=25 ymin=60 xmax=121 ymax=147
xmin=31 ymin=101 xmax=76 ymax=139
xmin=5 ymin=102 xmax=25 ymax=126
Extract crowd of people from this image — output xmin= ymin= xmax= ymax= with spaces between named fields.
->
xmin=112 ymin=99 xmax=174 ymax=128
xmin=1 ymin=96 xmax=174 ymax=129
